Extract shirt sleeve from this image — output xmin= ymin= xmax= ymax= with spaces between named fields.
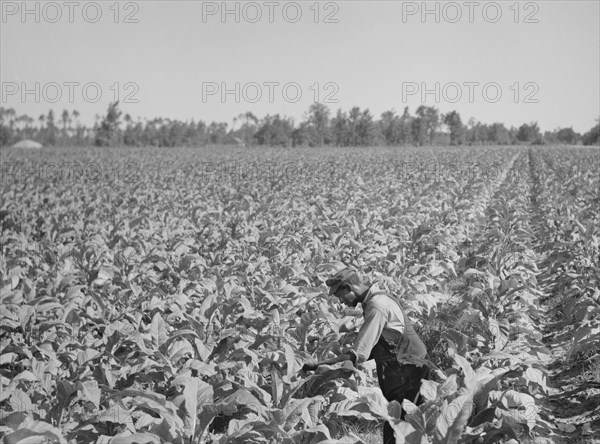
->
xmin=353 ymin=307 xmax=387 ymax=363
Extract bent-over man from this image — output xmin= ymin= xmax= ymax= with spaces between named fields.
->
xmin=302 ymin=267 xmax=429 ymax=444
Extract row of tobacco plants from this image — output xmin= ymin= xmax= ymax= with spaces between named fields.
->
xmin=1 ymin=145 xmax=598 ymax=443
xmin=528 ymin=148 xmax=599 ymax=364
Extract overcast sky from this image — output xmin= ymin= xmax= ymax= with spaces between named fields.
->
xmin=1 ymin=1 xmax=599 ymax=133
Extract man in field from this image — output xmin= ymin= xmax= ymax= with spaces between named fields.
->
xmin=302 ymin=267 xmax=429 ymax=444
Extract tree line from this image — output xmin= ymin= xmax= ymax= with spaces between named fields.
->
xmin=1 ymin=103 xmax=598 ymax=148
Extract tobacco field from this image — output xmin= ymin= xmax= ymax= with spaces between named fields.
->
xmin=1 ymin=145 xmax=599 ymax=444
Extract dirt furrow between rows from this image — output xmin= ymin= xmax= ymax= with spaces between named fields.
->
xmin=527 ymin=147 xmax=600 ymax=444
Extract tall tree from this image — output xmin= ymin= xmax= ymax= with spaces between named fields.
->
xmin=380 ymin=110 xmax=402 ymax=146
xmin=71 ymin=110 xmax=87 ymax=146
xmin=516 ymin=122 xmax=541 ymax=143
xmin=233 ymin=112 xmax=259 ymax=146
xmin=254 ymin=114 xmax=293 ymax=146
xmin=0 ymin=107 xmax=16 ymax=146
xmin=581 ymin=119 xmax=600 ymax=146
xmin=45 ymin=109 xmax=57 ymax=145
xmin=489 ymin=122 xmax=511 ymax=144
xmin=556 ymin=127 xmax=580 ymax=144
xmin=412 ymin=106 xmax=439 ymax=145
xmin=466 ymin=118 xmax=486 ymax=145
xmin=95 ymin=102 xmax=122 ymax=147
xmin=399 ymin=107 xmax=413 ymax=145
xmin=346 ymin=107 xmax=362 ymax=146
xmin=208 ymin=122 xmax=229 ymax=145
xmin=331 ymin=109 xmax=349 ymax=146
xmin=356 ymin=108 xmax=376 ymax=146
xmin=291 ymin=121 xmax=312 ymax=147
xmin=411 ymin=118 xmax=425 ymax=146
xmin=61 ymin=109 xmax=71 ymax=145
xmin=306 ymin=103 xmax=330 ymax=146
xmin=443 ymin=110 xmax=465 ymax=146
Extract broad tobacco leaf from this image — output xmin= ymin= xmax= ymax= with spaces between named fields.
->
xmin=434 ymin=391 xmax=474 ymax=444
xmin=2 ymin=417 xmax=68 ymax=444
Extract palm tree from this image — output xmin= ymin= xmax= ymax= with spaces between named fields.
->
xmin=61 ymin=109 xmax=71 ymax=144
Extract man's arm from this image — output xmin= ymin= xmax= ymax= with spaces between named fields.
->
xmin=352 ymin=307 xmax=386 ymax=363
xmin=301 ymin=308 xmax=387 ymax=371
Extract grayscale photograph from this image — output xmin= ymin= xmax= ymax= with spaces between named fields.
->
xmin=1 ymin=1 xmax=599 ymax=443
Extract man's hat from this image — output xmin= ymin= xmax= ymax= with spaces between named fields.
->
xmin=325 ymin=267 xmax=360 ymax=295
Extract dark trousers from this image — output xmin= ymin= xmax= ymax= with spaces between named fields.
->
xmin=376 ymin=360 xmax=429 ymax=444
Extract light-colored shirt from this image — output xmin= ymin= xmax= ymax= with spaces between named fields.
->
xmin=351 ymin=283 xmax=408 ymax=363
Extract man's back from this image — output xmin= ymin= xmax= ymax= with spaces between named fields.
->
xmin=363 ymin=285 xmax=427 ymax=362
xmin=356 ymin=285 xmax=428 ymax=364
